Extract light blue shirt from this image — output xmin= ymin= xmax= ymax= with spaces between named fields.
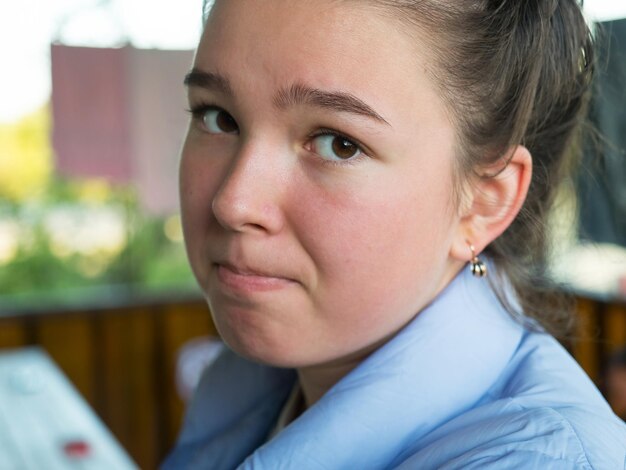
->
xmin=163 ymin=268 xmax=626 ymax=469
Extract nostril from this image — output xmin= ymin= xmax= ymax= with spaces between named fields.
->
xmin=248 ymin=222 xmax=266 ymax=232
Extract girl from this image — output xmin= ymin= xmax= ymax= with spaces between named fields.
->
xmin=164 ymin=0 xmax=626 ymax=468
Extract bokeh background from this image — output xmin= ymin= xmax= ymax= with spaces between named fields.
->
xmin=0 ymin=0 xmax=203 ymax=309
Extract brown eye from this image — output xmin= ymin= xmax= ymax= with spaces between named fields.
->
xmin=201 ymin=108 xmax=239 ymax=134
xmin=311 ymin=133 xmax=362 ymax=162
xmin=332 ymin=137 xmax=358 ymax=159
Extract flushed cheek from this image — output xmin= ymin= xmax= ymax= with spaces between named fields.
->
xmin=322 ymin=212 xmax=438 ymax=290
xmin=295 ymin=182 xmax=452 ymax=341
xmin=179 ymin=152 xmax=224 ymax=281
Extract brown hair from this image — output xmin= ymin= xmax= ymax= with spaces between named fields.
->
xmin=369 ymin=0 xmax=595 ymax=337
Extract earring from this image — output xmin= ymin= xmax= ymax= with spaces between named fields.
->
xmin=468 ymin=242 xmax=487 ymax=278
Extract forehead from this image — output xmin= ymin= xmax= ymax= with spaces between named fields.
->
xmin=202 ymin=0 xmax=411 ymax=67
xmin=198 ymin=0 xmax=416 ymax=83
xmin=195 ymin=1 xmax=444 ymax=125
xmin=204 ymin=0 xmax=396 ymax=48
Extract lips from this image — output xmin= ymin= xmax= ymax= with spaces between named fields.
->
xmin=213 ymin=261 xmax=298 ymax=293
xmin=218 ymin=262 xmax=284 ymax=279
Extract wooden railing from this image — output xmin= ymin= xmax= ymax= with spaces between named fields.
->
xmin=0 ymin=295 xmax=624 ymax=469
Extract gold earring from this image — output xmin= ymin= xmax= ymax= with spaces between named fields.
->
xmin=468 ymin=242 xmax=487 ymax=278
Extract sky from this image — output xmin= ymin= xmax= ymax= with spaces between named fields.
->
xmin=0 ymin=0 xmax=625 ymax=124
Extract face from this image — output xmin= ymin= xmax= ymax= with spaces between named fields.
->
xmin=180 ymin=0 xmax=465 ymax=368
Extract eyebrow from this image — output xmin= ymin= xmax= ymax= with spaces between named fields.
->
xmin=274 ymin=83 xmax=389 ymax=125
xmin=184 ymin=68 xmax=233 ymax=95
xmin=184 ymin=69 xmax=389 ymax=125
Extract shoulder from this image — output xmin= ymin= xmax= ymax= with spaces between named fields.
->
xmin=392 ymin=330 xmax=626 ymax=469
xmin=395 ymin=400 xmax=626 ymax=469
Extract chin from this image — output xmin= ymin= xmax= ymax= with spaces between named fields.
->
xmin=223 ymin=335 xmax=308 ymax=368
xmin=211 ymin=314 xmax=304 ymax=368
xmin=222 ymin=328 xmax=366 ymax=370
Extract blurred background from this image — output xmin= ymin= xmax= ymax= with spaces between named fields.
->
xmin=0 ymin=0 xmax=625 ymax=468
xmin=0 ymin=0 xmax=204 ymax=309
xmin=0 ymin=1 xmax=208 ymax=468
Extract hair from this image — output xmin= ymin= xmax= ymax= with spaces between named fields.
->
xmin=201 ymin=0 xmax=595 ymax=337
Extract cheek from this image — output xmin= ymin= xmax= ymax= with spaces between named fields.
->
xmin=295 ymin=162 xmax=455 ymax=320
xmin=180 ymin=157 xmax=206 ymax=239
xmin=178 ymin=145 xmax=224 ymax=272
xmin=179 ymin=134 xmax=229 ymax=217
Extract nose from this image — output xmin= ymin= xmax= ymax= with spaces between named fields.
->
xmin=211 ymin=142 xmax=286 ymax=234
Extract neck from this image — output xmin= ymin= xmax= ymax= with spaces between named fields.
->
xmin=297 ymin=333 xmax=393 ymax=408
xmin=297 ymin=360 xmax=358 ymax=408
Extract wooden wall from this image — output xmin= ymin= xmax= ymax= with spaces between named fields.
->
xmin=0 ymin=296 xmax=624 ymax=469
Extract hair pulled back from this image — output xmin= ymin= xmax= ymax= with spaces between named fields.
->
xmin=372 ymin=0 xmax=595 ymax=336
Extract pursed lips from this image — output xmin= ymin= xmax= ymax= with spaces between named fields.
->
xmin=213 ymin=261 xmax=299 ymax=293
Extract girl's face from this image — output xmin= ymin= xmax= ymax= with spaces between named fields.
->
xmin=180 ymin=0 xmax=465 ymax=367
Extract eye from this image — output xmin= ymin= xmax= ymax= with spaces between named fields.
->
xmin=309 ymin=132 xmax=363 ymax=162
xmin=203 ymin=108 xmax=238 ymax=134
xmin=191 ymin=106 xmax=239 ymax=134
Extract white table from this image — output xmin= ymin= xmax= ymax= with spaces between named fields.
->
xmin=0 ymin=347 xmax=137 ymax=469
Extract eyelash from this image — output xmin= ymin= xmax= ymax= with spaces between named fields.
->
xmin=186 ymin=102 xmax=221 ymax=123
xmin=186 ymin=102 xmax=369 ymax=166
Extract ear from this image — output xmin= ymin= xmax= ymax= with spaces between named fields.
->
xmin=450 ymin=145 xmax=532 ymax=262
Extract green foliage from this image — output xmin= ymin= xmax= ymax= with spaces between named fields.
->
xmin=0 ymin=176 xmax=195 ymax=304
xmin=0 ymin=105 xmax=195 ymax=308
